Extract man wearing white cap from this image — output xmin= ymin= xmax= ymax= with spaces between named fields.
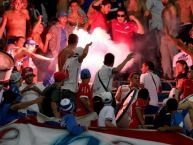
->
xmin=60 ymin=98 xmax=87 ymax=135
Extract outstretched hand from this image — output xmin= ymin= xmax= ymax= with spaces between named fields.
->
xmin=126 ymin=52 xmax=134 ymax=61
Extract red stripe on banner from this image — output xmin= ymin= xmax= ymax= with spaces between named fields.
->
xmin=90 ymin=127 xmax=193 ymax=145
xmin=14 ymin=117 xmax=193 ymax=145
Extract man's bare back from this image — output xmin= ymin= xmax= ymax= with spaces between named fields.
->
xmin=176 ymin=0 xmax=193 ymax=24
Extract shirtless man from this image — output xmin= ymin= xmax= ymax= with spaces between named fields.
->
xmin=176 ymin=0 xmax=193 ymax=45
xmin=0 ymin=0 xmax=30 ymax=41
xmin=160 ymin=0 xmax=179 ymax=79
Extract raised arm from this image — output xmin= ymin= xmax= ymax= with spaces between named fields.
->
xmin=78 ymin=42 xmax=92 ymax=63
xmin=112 ymin=53 xmax=134 ymax=73
xmin=129 ymin=15 xmax=144 ymax=34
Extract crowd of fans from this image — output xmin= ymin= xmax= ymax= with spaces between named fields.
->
xmin=0 ymin=0 xmax=193 ymax=138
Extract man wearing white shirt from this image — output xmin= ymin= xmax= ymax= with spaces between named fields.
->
xmin=20 ymin=67 xmax=45 ymax=112
xmin=93 ymin=52 xmax=133 ymax=114
xmin=140 ymin=61 xmax=161 ymax=113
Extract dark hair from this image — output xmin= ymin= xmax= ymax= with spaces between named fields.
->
xmin=68 ymin=34 xmax=78 ymax=45
xmin=104 ymin=53 xmax=114 ymax=66
xmin=138 ymin=88 xmax=149 ymax=100
xmin=116 ymin=7 xmax=127 ymax=15
xmin=176 ymin=59 xmax=189 ymax=77
xmin=101 ymin=0 xmax=111 ymax=6
xmin=129 ymin=72 xmax=140 ymax=80
xmin=69 ymin=0 xmax=79 ymax=6
xmin=166 ymin=98 xmax=178 ymax=112
xmin=144 ymin=61 xmax=154 ymax=71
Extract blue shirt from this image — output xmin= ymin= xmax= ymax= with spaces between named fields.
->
xmin=61 ymin=114 xmax=86 ymax=135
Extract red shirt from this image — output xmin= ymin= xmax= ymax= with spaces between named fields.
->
xmin=182 ymin=79 xmax=193 ymax=100
xmin=76 ymin=82 xmax=93 ymax=116
xmin=129 ymin=98 xmax=146 ymax=128
xmin=111 ymin=19 xmax=138 ymax=48
xmin=89 ymin=10 xmax=108 ymax=33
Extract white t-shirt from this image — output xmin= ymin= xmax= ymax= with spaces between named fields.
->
xmin=93 ymin=65 xmax=113 ymax=97
xmin=61 ymin=56 xmax=81 ymax=93
xmin=19 ymin=83 xmax=45 ymax=112
xmin=173 ymin=52 xmax=192 ymax=67
xmin=98 ymin=105 xmax=116 ymax=127
xmin=140 ymin=71 xmax=161 ymax=106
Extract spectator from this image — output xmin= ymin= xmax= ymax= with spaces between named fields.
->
xmin=88 ymin=0 xmax=111 ymax=33
xmin=0 ymin=0 xmax=30 ymax=41
xmin=154 ymin=98 xmax=185 ymax=133
xmin=176 ymin=0 xmax=193 ymax=46
xmin=68 ymin=0 xmax=89 ymax=32
xmin=115 ymin=72 xmax=140 ymax=106
xmin=58 ymin=34 xmax=78 ymax=71
xmin=76 ymin=68 xmax=94 ymax=116
xmin=126 ymin=0 xmax=150 ymax=31
xmin=93 ymin=52 xmax=133 ymax=114
xmin=41 ymin=71 xmax=68 ymax=118
xmin=160 ymin=0 xmax=179 ymax=79
xmin=19 ymin=67 xmax=45 ymax=112
xmin=47 ymin=11 xmax=68 ymax=60
xmin=111 ymin=7 xmax=144 ymax=51
xmin=60 ymin=98 xmax=87 ymax=135
xmin=140 ymin=61 xmax=161 ymax=113
xmin=129 ymin=88 xmax=150 ymax=128
xmin=98 ymin=92 xmax=116 ymax=127
xmin=61 ymin=42 xmax=92 ymax=108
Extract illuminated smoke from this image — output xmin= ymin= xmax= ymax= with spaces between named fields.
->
xmin=73 ymin=28 xmax=134 ymax=82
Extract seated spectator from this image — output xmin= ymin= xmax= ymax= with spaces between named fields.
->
xmin=60 ymin=98 xmax=87 ymax=135
xmin=0 ymin=86 xmax=42 ymax=126
xmin=129 ymin=88 xmax=150 ymax=128
xmin=98 ymin=92 xmax=116 ymax=127
xmin=115 ymin=72 xmax=140 ymax=106
xmin=181 ymin=65 xmax=193 ymax=100
xmin=154 ymin=98 xmax=185 ymax=133
xmin=19 ymin=67 xmax=45 ymax=112
xmin=41 ymin=71 xmax=68 ymax=118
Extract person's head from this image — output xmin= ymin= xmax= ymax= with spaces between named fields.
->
xmin=116 ymin=7 xmax=127 ymax=23
xmin=68 ymin=34 xmax=78 ymax=46
xmin=60 ymin=98 xmax=74 ymax=114
xmin=21 ymin=67 xmax=35 ymax=84
xmin=128 ymin=72 xmax=140 ymax=88
xmin=175 ymin=59 xmax=188 ymax=77
xmin=24 ymin=39 xmax=37 ymax=52
xmin=141 ymin=61 xmax=154 ymax=74
xmin=69 ymin=0 xmax=80 ymax=12
xmin=10 ymin=71 xmax=22 ymax=86
xmin=104 ymin=53 xmax=115 ymax=66
xmin=80 ymin=68 xmax=91 ymax=83
xmin=100 ymin=0 xmax=111 ymax=14
xmin=54 ymin=71 xmax=68 ymax=85
xmin=138 ymin=88 xmax=150 ymax=104
xmin=101 ymin=92 xmax=112 ymax=105
xmin=57 ymin=11 xmax=68 ymax=26
xmin=166 ymin=98 xmax=178 ymax=113
xmin=188 ymin=65 xmax=193 ymax=79
xmin=15 ymin=36 xmax=25 ymax=47
xmin=11 ymin=0 xmax=23 ymax=11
